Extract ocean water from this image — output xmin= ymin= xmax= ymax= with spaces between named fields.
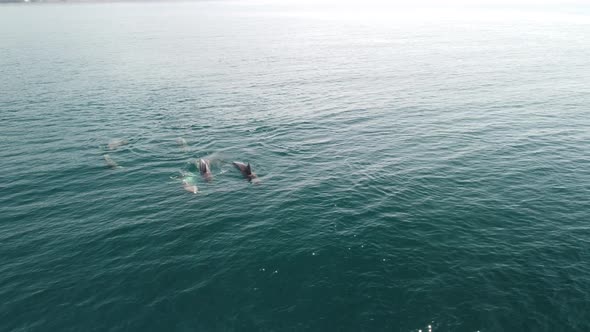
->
xmin=1 ymin=2 xmax=589 ymax=331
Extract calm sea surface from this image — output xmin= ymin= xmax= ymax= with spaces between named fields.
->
xmin=1 ymin=2 xmax=589 ymax=331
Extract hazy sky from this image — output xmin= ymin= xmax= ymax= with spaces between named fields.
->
xmin=234 ymin=0 xmax=590 ymax=24
xmin=244 ymin=0 xmax=589 ymax=5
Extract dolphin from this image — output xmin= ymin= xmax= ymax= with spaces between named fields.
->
xmin=179 ymin=171 xmax=198 ymax=194
xmin=197 ymin=158 xmax=213 ymax=182
xmin=177 ymin=138 xmax=188 ymax=151
xmin=182 ymin=180 xmax=198 ymax=194
xmin=108 ymin=139 xmax=129 ymax=150
xmin=233 ymin=161 xmax=259 ymax=182
xmin=103 ymin=154 xmax=119 ymax=168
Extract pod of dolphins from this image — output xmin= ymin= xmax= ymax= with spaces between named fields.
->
xmin=102 ymin=138 xmax=259 ymax=194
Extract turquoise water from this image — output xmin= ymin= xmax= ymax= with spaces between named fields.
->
xmin=1 ymin=2 xmax=589 ymax=331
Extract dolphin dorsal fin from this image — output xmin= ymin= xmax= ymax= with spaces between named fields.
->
xmin=246 ymin=163 xmax=252 ymax=175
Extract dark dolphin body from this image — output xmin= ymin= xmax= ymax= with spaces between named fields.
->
xmin=233 ymin=161 xmax=258 ymax=182
xmin=199 ymin=158 xmax=213 ymax=182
